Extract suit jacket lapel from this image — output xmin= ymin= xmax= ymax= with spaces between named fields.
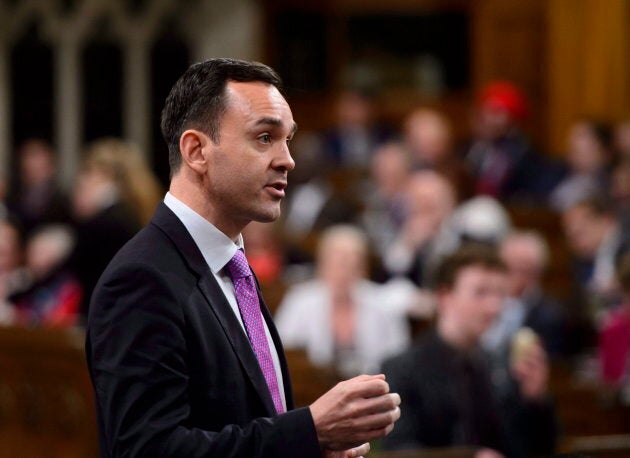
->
xmin=255 ymin=274 xmax=295 ymax=411
xmin=197 ymin=276 xmax=278 ymax=415
xmin=150 ymin=203 xmax=278 ymax=416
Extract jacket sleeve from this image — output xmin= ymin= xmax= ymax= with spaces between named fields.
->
xmin=86 ymin=263 xmax=322 ymax=458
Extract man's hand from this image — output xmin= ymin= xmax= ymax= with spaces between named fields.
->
xmin=511 ymin=341 xmax=549 ymax=400
xmin=324 ymin=442 xmax=370 ymax=458
xmin=474 ymin=448 xmax=505 ymax=458
xmin=310 ymin=374 xmax=401 ymax=451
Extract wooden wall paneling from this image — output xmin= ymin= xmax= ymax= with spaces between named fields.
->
xmin=0 ymin=328 xmax=98 ymax=457
xmin=472 ymin=0 xmax=547 ymax=148
xmin=546 ymin=0 xmax=583 ymax=157
xmin=547 ymin=0 xmax=630 ymax=156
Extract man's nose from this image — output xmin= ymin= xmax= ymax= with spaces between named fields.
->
xmin=273 ymin=143 xmax=295 ymax=172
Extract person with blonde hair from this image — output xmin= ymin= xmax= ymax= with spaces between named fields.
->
xmin=74 ymin=138 xmax=162 ymax=225
xmin=71 ymin=138 xmax=162 ymax=321
xmin=276 ymin=224 xmax=413 ymax=377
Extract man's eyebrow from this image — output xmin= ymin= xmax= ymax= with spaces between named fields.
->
xmin=254 ymin=117 xmax=298 ymax=135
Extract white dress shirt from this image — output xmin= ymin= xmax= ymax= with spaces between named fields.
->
xmin=163 ymin=192 xmax=286 ymax=411
xmin=275 ymin=278 xmax=412 ymax=376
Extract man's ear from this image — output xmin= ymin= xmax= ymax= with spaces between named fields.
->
xmin=179 ymin=129 xmax=211 ymax=175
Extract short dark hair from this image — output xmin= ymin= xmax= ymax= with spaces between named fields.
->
xmin=569 ymin=194 xmax=615 ymax=217
xmin=160 ymin=58 xmax=284 ymax=176
xmin=576 ymin=117 xmax=613 ymax=151
xmin=433 ymin=244 xmax=507 ymax=290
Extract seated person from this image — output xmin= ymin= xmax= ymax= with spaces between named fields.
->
xmin=70 ymin=139 xmax=147 ymax=321
xmin=275 ymin=224 xmax=414 ymax=377
xmin=321 ymin=89 xmax=390 ymax=169
xmin=11 ymin=224 xmax=82 ymax=327
xmin=361 ymin=142 xmax=411 ymax=259
xmin=562 ymin=195 xmax=630 ymax=318
xmin=483 ymin=230 xmax=567 ymax=359
xmin=384 ymin=171 xmax=511 ymax=287
xmin=599 ymin=254 xmax=630 ymax=390
xmin=381 ymin=245 xmax=556 ymax=458
xmin=6 ymin=139 xmax=72 ymax=235
xmin=383 ymin=170 xmax=459 ymax=287
xmin=463 ymin=81 xmax=552 ymax=203
xmin=0 ymin=218 xmax=27 ymax=325
xmin=550 ymin=119 xmax=612 ymax=211
xmin=610 ymin=160 xmax=630 ymax=231
xmin=404 ymin=108 xmax=474 ymax=201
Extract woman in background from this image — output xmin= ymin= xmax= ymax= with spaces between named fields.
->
xmin=275 ymin=225 xmax=414 ymax=377
xmin=71 ymin=138 xmax=162 ymax=322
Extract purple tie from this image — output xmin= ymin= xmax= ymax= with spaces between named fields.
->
xmin=225 ymin=250 xmax=285 ymax=414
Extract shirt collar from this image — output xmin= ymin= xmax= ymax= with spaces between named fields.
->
xmin=163 ymin=192 xmax=244 ymax=274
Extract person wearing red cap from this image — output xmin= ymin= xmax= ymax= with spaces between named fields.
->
xmin=465 ymin=81 xmax=554 ymax=203
xmin=478 ymin=81 xmax=529 ymax=124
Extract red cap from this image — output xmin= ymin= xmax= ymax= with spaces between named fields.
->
xmin=478 ymin=81 xmax=529 ymax=121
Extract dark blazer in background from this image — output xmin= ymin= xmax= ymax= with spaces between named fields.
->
xmin=71 ymin=201 xmax=140 ymax=322
xmin=381 ymin=330 xmax=556 ymax=458
xmin=86 ymin=203 xmax=321 ymax=458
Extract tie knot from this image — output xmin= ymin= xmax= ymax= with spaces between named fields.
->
xmin=226 ymin=249 xmax=252 ymax=280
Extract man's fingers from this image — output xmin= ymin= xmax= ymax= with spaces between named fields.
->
xmin=352 ymin=379 xmax=390 ymax=398
xmin=353 ymin=406 xmax=401 ymax=431
xmin=351 ymin=393 xmax=401 ymax=417
xmin=349 ymin=442 xmax=370 ymax=457
xmin=343 ymin=406 xmax=401 ymax=445
xmin=327 ymin=409 xmax=400 ymax=451
xmin=357 ymin=422 xmax=396 ymax=443
xmin=312 ymin=374 xmax=397 ymax=451
xmin=350 ymin=374 xmax=386 ymax=383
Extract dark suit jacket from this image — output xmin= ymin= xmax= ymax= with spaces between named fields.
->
xmin=381 ymin=331 xmax=506 ymax=453
xmin=523 ymin=291 xmax=567 ymax=358
xmin=86 ymin=203 xmax=321 ymax=457
xmin=381 ymin=330 xmax=556 ymax=458
xmin=72 ymin=202 xmax=141 ymax=322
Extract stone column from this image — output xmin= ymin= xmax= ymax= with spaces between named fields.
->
xmin=123 ymin=36 xmax=150 ymax=158
xmin=191 ymin=0 xmax=262 ymax=62
xmin=54 ymin=35 xmax=82 ymax=188
xmin=118 ymin=0 xmax=176 ymax=160
xmin=47 ymin=0 xmax=103 ymax=188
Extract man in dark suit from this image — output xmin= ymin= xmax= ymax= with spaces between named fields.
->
xmin=482 ymin=230 xmax=567 ymax=358
xmin=381 ymin=246 xmax=556 ymax=457
xmin=86 ymin=58 xmax=401 ymax=458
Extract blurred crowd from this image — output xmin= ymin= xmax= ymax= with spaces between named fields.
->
xmin=276 ymin=82 xmax=630 ymax=374
xmin=1 ymin=80 xmax=630 ymax=454
xmin=0 ymin=138 xmax=162 ymax=327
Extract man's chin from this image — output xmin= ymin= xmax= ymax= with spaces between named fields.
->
xmin=252 ymin=207 xmax=282 ymax=223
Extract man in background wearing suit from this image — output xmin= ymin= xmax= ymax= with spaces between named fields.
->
xmin=86 ymin=58 xmax=401 ymax=458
